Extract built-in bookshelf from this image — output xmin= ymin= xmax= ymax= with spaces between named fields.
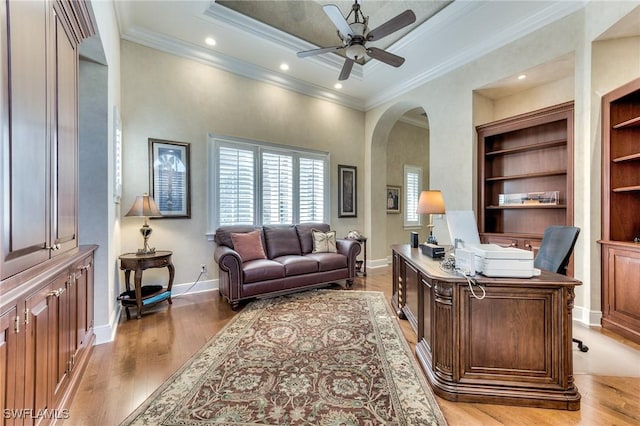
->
xmin=476 ymin=102 xmax=574 ymax=258
xmin=600 ymin=76 xmax=640 ymax=345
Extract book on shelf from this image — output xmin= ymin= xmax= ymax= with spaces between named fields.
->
xmin=498 ymin=191 xmax=559 ymax=206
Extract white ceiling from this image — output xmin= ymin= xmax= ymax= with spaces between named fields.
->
xmin=113 ymin=1 xmax=633 ymax=111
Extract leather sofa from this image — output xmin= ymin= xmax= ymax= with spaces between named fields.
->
xmin=214 ymin=223 xmax=361 ymax=309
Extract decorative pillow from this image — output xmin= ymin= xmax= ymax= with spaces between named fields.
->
xmin=230 ymin=230 xmax=267 ymax=262
xmin=311 ymin=229 xmax=337 ymax=253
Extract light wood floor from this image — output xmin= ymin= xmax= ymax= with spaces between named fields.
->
xmin=67 ymin=268 xmax=640 ymax=425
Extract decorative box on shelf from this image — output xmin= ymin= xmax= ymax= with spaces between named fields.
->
xmin=498 ymin=191 xmax=559 ymax=206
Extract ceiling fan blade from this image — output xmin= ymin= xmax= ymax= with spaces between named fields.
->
xmin=297 ymin=45 xmax=344 ymax=58
xmin=323 ymin=4 xmax=353 ymax=38
xmin=367 ymin=10 xmax=416 ymax=41
xmin=366 ymin=47 xmax=405 ymax=67
xmin=338 ymin=58 xmax=355 ymax=81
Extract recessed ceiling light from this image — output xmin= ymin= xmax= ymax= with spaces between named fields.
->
xmin=518 ymin=74 xmax=527 ymax=80
xmin=205 ymin=37 xmax=216 ymax=46
xmin=334 ymin=83 xmax=343 ymax=89
xmin=280 ymin=63 xmax=290 ymax=71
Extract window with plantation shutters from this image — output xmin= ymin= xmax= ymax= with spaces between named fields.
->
xmin=404 ymin=165 xmax=422 ymax=227
xmin=218 ymin=146 xmax=255 ymax=225
xmin=299 ymin=157 xmax=325 ymax=223
xmin=262 ymin=152 xmax=293 ymax=224
xmin=209 ymin=135 xmax=329 ymax=232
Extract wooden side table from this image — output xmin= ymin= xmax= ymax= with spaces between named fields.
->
xmin=119 ymin=250 xmax=175 ymax=319
xmin=351 ymin=236 xmax=367 ymax=276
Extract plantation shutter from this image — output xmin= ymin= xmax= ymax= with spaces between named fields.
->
xmin=218 ymin=146 xmax=255 ymax=225
xmin=299 ymin=157 xmax=325 ymax=223
xmin=262 ymin=152 xmax=293 ymax=224
xmin=404 ymin=165 xmax=422 ymax=227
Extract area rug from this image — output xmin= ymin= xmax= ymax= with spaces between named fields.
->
xmin=121 ymin=290 xmax=447 ymax=425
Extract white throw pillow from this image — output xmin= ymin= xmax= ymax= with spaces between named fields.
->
xmin=311 ymin=229 xmax=337 ymax=253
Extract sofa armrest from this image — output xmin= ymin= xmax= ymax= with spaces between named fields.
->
xmin=337 ymin=238 xmax=361 ymax=278
xmin=214 ymin=246 xmax=243 ymax=301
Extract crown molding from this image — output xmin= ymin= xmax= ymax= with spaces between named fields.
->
xmin=364 ymin=0 xmax=588 ymax=109
xmin=119 ymin=0 xmax=588 ymax=113
xmin=121 ymin=27 xmax=366 ymax=111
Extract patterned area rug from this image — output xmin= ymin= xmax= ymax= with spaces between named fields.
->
xmin=121 ymin=290 xmax=447 ymax=425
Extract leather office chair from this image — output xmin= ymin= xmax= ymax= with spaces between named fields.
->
xmin=534 ymin=225 xmax=588 ymax=352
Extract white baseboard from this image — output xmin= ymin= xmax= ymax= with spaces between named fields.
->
xmin=572 ymin=305 xmax=602 ymax=327
xmin=93 ymin=278 xmax=219 ymax=345
xmin=367 ymin=257 xmax=390 ymax=270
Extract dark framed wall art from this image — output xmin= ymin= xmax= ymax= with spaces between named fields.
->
xmin=149 ymin=138 xmax=191 ymax=218
xmin=386 ymin=185 xmax=401 ymax=214
xmin=338 ymin=165 xmax=357 ymax=218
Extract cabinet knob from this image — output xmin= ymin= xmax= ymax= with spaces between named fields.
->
xmin=525 ymin=243 xmax=531 ymax=248
xmin=45 ymin=244 xmax=61 ymax=251
xmin=510 ymin=242 xmax=517 ymax=247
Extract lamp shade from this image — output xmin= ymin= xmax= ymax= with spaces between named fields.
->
xmin=125 ymin=194 xmax=162 ymax=217
xmin=416 ymin=190 xmax=445 ymax=215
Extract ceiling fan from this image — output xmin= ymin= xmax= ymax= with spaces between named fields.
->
xmin=297 ymin=0 xmax=416 ymax=81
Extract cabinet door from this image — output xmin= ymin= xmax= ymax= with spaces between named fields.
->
xmin=74 ymin=256 xmax=93 ymax=351
xmin=420 ymin=276 xmax=432 ymax=352
xmin=0 ymin=306 xmax=19 ymax=426
xmin=0 ymin=0 xmax=51 ymax=279
xmin=23 ymin=282 xmax=58 ymax=426
xmin=50 ymin=3 xmax=78 ymax=256
xmin=53 ymin=273 xmax=73 ymax=404
xmin=403 ymin=262 xmax=420 ymax=333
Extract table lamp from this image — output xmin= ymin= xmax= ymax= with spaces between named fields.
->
xmin=416 ymin=190 xmax=446 ymax=244
xmin=125 ymin=193 xmax=162 ymax=255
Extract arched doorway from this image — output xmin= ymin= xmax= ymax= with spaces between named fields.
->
xmin=366 ymin=103 xmax=429 ymax=264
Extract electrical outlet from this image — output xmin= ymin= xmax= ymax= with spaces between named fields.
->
xmin=200 ymin=264 xmax=206 ymax=273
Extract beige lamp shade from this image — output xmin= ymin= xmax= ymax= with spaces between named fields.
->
xmin=126 ymin=194 xmax=161 ymax=255
xmin=125 ymin=194 xmax=162 ymax=218
xmin=416 ymin=190 xmax=446 ymax=215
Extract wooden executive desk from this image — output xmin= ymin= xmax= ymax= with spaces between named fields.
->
xmin=391 ymin=244 xmax=581 ymax=410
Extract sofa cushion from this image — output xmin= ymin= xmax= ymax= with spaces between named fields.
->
xmin=215 ymin=225 xmax=261 ymax=248
xmin=230 ymin=230 xmax=267 ymax=262
xmin=296 ymin=223 xmax=330 ymax=254
xmin=305 ymin=253 xmax=348 ymax=271
xmin=273 ymin=255 xmax=319 ymax=276
xmin=242 ymin=259 xmax=285 ymax=283
xmin=263 ymin=225 xmax=302 ymax=258
xmin=311 ymin=229 xmax=337 ymax=253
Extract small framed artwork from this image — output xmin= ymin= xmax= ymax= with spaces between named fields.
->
xmin=386 ymin=185 xmax=401 ymax=214
xmin=338 ymin=165 xmax=357 ymax=218
xmin=149 ymin=138 xmax=191 ymax=218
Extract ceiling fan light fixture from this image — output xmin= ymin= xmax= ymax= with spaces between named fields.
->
xmin=350 ymin=22 xmax=367 ymax=37
xmin=346 ymin=43 xmax=366 ymax=60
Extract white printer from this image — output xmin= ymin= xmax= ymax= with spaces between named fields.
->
xmin=446 ymin=210 xmax=539 ymax=278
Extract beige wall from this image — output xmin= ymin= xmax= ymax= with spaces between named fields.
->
xmin=115 ymin=2 xmax=640 ymax=329
xmin=364 ymin=3 xmax=640 ymax=326
xmin=385 ymin=120 xmax=430 ymax=254
xmin=120 ymin=41 xmax=365 ymax=288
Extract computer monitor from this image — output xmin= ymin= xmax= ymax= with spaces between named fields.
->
xmin=446 ymin=210 xmax=481 ymax=247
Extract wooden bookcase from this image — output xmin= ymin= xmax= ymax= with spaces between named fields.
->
xmin=477 ymin=102 xmax=574 ymax=258
xmin=600 ymin=77 xmax=640 ymax=344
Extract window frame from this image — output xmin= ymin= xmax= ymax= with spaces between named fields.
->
xmin=403 ymin=164 xmax=423 ymax=228
xmin=208 ymin=134 xmax=330 ymax=235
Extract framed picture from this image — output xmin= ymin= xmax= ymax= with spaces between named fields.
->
xmin=149 ymin=138 xmax=191 ymax=218
xmin=386 ymin=185 xmax=401 ymax=214
xmin=338 ymin=165 xmax=357 ymax=218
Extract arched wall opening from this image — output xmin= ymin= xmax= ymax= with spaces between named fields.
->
xmin=366 ymin=102 xmax=430 ymax=265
